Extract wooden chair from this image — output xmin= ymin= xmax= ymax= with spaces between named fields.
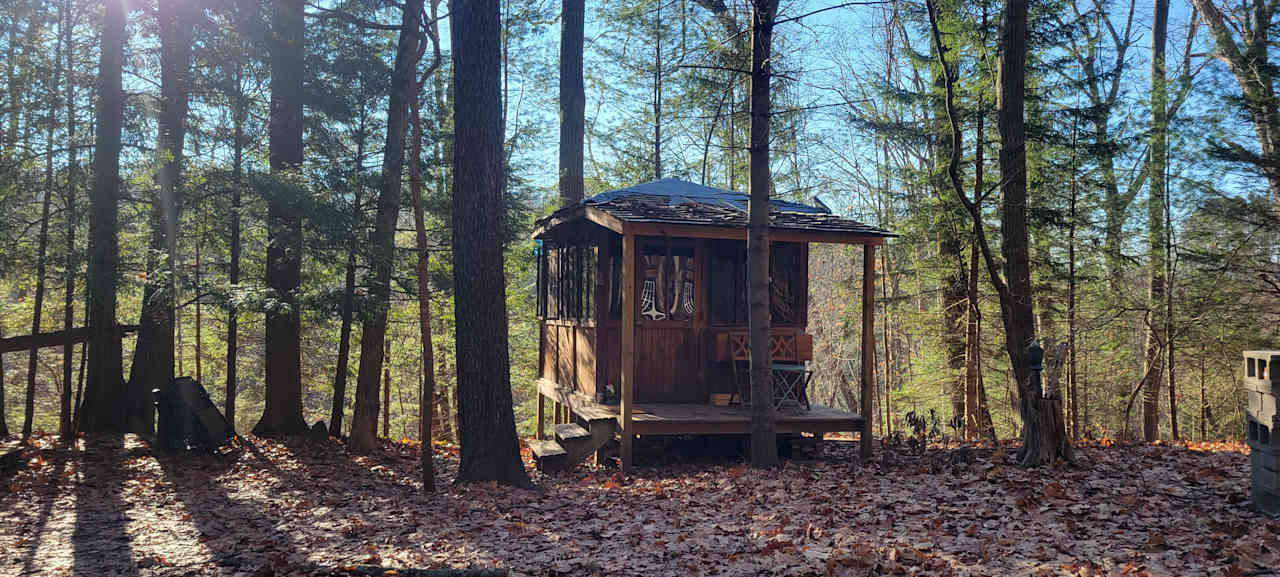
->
xmin=728 ymin=331 xmax=811 ymax=410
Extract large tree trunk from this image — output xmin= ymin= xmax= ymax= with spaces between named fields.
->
xmin=994 ymin=0 xmax=1040 ymax=465
xmin=747 ymin=0 xmax=778 ymax=468
xmin=255 ymin=0 xmax=308 ymax=436
xmin=350 ymin=0 xmax=423 ymax=452
xmin=451 ymin=0 xmax=530 ymax=486
xmin=25 ymin=7 xmax=61 ymax=439
xmin=127 ymin=0 xmax=193 ymax=435
xmin=80 ymin=0 xmax=127 ymax=433
xmin=1142 ymin=0 xmax=1169 ymax=442
xmin=60 ymin=0 xmax=77 ymax=441
xmin=928 ymin=0 xmax=1041 ymax=461
xmin=558 ymin=0 xmax=585 ymax=204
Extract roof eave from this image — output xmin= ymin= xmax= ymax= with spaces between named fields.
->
xmin=532 ymin=204 xmax=628 ymax=239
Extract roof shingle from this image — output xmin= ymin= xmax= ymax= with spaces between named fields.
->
xmin=535 ymin=178 xmax=895 ymax=239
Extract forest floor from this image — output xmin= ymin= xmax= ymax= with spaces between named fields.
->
xmin=1 ymin=433 xmax=1278 ymax=577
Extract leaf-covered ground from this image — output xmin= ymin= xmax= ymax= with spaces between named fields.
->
xmin=2 ymin=433 xmax=1277 ymax=577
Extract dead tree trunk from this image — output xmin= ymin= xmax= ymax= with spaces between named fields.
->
xmin=1036 ymin=343 xmax=1073 ymax=462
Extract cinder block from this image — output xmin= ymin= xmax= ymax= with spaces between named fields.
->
xmin=1243 ymin=352 xmax=1280 ymax=517
xmin=1252 ymin=460 xmax=1280 ymax=492
xmin=1252 ymin=487 xmax=1280 ymax=518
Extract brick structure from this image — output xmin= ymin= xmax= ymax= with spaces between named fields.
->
xmin=1243 ymin=351 xmax=1280 ymax=517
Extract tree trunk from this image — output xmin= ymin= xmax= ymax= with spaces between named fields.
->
xmin=1165 ymin=156 xmax=1177 ymax=440
xmin=1 ymin=324 xmax=8 ymax=438
xmin=255 ymin=0 xmax=308 ymax=436
xmin=558 ymin=0 xmax=585 ymax=204
xmin=331 ymin=79 xmax=367 ymax=438
xmin=451 ymin=0 xmax=530 ymax=486
xmin=1192 ymin=353 xmax=1203 ymax=442
xmin=382 ymin=339 xmax=392 ymax=439
xmin=4 ymin=15 xmax=16 ymax=160
xmin=350 ymin=0 xmax=423 ymax=452
xmin=966 ymin=109 xmax=994 ymax=443
xmin=652 ymin=1 xmax=663 ymax=180
xmin=747 ymin=0 xmax=778 ymax=468
xmin=194 ymin=238 xmax=203 ymax=384
xmin=127 ymin=0 xmax=193 ymax=435
xmin=1142 ymin=0 xmax=1169 ymax=442
xmin=431 ymin=45 xmax=452 ymax=447
xmin=412 ymin=49 xmax=437 ymax=489
xmin=930 ymin=25 xmax=967 ymax=428
xmin=994 ymin=0 xmax=1040 ymax=464
xmin=60 ymin=0 xmax=77 ymax=441
xmin=25 ymin=6 xmax=61 ymax=439
xmin=225 ymin=57 xmax=245 ymax=430
xmin=929 ymin=0 xmax=1039 ymax=460
xmin=81 ymin=0 xmax=127 ymax=433
xmin=1067 ymin=127 xmax=1079 ymax=441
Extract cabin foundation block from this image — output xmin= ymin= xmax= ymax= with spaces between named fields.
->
xmin=1243 ymin=351 xmax=1280 ymax=518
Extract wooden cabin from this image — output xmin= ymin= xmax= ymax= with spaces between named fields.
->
xmin=532 ymin=178 xmax=893 ymax=470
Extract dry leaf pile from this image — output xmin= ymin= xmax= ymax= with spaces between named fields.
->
xmin=2 ymin=434 xmax=1277 ymax=576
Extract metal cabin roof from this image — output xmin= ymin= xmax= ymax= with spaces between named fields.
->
xmin=533 ymin=178 xmax=895 ymax=240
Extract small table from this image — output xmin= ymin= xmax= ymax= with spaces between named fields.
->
xmin=771 ymin=363 xmax=811 ymax=411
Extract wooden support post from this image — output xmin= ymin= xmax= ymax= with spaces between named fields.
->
xmin=593 ymin=239 xmax=610 ymax=401
xmin=620 ymin=233 xmax=636 ymax=471
xmin=554 ymin=401 xmax=563 ymax=425
xmin=861 ymin=243 xmax=876 ymax=460
xmin=536 ymin=393 xmax=545 ymax=440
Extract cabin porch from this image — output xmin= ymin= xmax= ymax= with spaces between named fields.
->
xmin=536 ymin=378 xmax=865 ymax=438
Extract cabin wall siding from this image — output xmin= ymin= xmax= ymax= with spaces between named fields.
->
xmin=539 ymin=322 xmax=598 ymax=398
xmin=635 ymin=325 xmax=704 ymax=402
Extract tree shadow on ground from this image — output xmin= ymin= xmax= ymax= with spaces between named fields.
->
xmin=154 ymin=441 xmax=300 ymax=573
xmin=72 ymin=434 xmax=139 ymax=577
xmin=268 ymin=436 xmax=569 ymax=571
xmin=16 ymin=442 xmax=69 ymax=576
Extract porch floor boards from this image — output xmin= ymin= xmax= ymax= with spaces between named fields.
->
xmin=538 ymin=378 xmax=864 ymax=436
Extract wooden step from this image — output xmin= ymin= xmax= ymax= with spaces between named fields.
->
xmin=554 ymin=423 xmax=596 ymax=466
xmin=555 ymin=423 xmax=591 ymax=443
xmin=528 ymin=439 xmax=568 ymax=472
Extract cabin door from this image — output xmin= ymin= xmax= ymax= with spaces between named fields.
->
xmin=633 ymin=238 xmax=704 ymax=403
